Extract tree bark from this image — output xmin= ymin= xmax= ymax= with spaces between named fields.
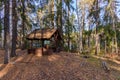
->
xmin=104 ymin=40 xmax=107 ymax=55
xmin=67 ymin=3 xmax=70 ymax=52
xmin=88 ymin=18 xmax=92 ymax=49
xmin=21 ymin=0 xmax=25 ymax=49
xmin=112 ymin=16 xmax=118 ymax=54
xmin=11 ymin=0 xmax=17 ymax=57
xmin=111 ymin=1 xmax=118 ymax=54
xmin=76 ymin=0 xmax=81 ymax=53
xmin=94 ymin=0 xmax=100 ymax=55
xmin=4 ymin=0 xmax=10 ymax=64
xmin=57 ymin=0 xmax=63 ymax=36
xmin=95 ymin=32 xmax=99 ymax=55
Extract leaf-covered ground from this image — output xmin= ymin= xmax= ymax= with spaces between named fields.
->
xmin=0 ymin=50 xmax=120 ymax=80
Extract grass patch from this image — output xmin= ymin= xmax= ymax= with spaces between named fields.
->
xmin=80 ymin=53 xmax=101 ymax=67
xmin=117 ymin=76 xmax=120 ymax=80
xmin=86 ymin=56 xmax=101 ymax=67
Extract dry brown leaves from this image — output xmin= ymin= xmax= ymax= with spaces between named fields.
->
xmin=0 ymin=50 xmax=120 ymax=80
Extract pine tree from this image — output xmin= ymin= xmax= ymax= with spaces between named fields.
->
xmin=4 ymin=0 xmax=10 ymax=64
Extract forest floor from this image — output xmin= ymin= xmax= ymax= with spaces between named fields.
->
xmin=0 ymin=49 xmax=120 ymax=80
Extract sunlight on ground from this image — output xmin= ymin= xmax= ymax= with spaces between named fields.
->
xmin=92 ymin=55 xmax=120 ymax=65
xmin=0 ymin=50 xmax=120 ymax=80
xmin=112 ymin=59 xmax=120 ymax=64
xmin=48 ymin=55 xmax=60 ymax=62
xmin=110 ymin=66 xmax=120 ymax=71
xmin=92 ymin=55 xmax=120 ymax=73
xmin=14 ymin=57 xmax=24 ymax=62
xmin=0 ymin=64 xmax=13 ymax=78
xmin=0 ymin=64 xmax=3 ymax=67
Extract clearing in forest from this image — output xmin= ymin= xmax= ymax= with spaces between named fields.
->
xmin=0 ymin=50 xmax=120 ymax=80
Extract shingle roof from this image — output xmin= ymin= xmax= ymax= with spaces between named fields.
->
xmin=26 ymin=28 xmax=59 ymax=40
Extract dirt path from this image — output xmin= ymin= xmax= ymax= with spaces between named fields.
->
xmin=0 ymin=50 xmax=120 ymax=80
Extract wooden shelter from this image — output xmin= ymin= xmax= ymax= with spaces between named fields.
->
xmin=26 ymin=28 xmax=62 ymax=56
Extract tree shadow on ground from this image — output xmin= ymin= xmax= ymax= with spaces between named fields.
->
xmin=87 ymin=55 xmax=120 ymax=79
xmin=0 ymin=50 xmax=120 ymax=80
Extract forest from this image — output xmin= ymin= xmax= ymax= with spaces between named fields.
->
xmin=0 ymin=0 xmax=120 ymax=80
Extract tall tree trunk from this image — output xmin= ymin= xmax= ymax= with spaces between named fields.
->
xmin=115 ymin=30 xmax=118 ymax=54
xmin=95 ymin=0 xmax=100 ymax=55
xmin=21 ymin=0 xmax=25 ymax=49
xmin=80 ymin=17 xmax=83 ymax=52
xmin=95 ymin=30 xmax=99 ymax=55
xmin=76 ymin=0 xmax=81 ymax=53
xmin=4 ymin=0 xmax=10 ymax=64
xmin=67 ymin=29 xmax=70 ymax=52
xmin=0 ymin=12 xmax=3 ymax=48
xmin=104 ymin=39 xmax=107 ymax=55
xmin=82 ymin=10 xmax=85 ymax=50
xmin=88 ymin=19 xmax=91 ymax=49
xmin=67 ymin=4 xmax=70 ymax=52
xmin=112 ymin=16 xmax=118 ymax=54
xmin=11 ymin=0 xmax=17 ymax=57
xmin=80 ymin=6 xmax=85 ymax=53
xmin=76 ymin=0 xmax=83 ymax=53
xmin=60 ymin=0 xmax=62 ymax=35
xmin=57 ymin=0 xmax=63 ymax=36
xmin=48 ymin=0 xmax=54 ymax=27
xmin=56 ymin=0 xmax=63 ymax=47
xmin=111 ymin=1 xmax=118 ymax=54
